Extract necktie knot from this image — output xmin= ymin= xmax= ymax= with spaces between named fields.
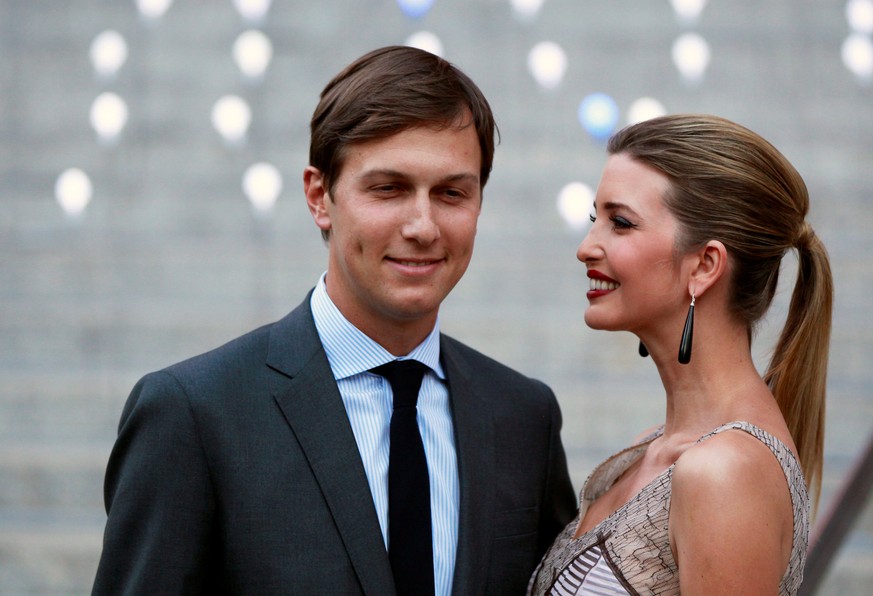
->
xmin=371 ymin=360 xmax=428 ymax=409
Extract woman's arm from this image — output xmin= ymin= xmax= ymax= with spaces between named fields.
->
xmin=669 ymin=430 xmax=794 ymax=595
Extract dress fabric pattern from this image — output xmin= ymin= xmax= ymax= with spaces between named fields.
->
xmin=527 ymin=421 xmax=809 ymax=596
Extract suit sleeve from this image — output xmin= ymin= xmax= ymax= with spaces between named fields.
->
xmin=92 ymin=371 xmax=216 ymax=595
xmin=536 ymin=387 xmax=577 ymax=558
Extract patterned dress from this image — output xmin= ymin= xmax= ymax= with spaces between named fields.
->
xmin=527 ymin=421 xmax=809 ymax=595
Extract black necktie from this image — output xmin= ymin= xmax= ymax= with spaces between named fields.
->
xmin=370 ymin=360 xmax=435 ymax=596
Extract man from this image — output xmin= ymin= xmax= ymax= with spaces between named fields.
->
xmin=93 ymin=46 xmax=576 ymax=595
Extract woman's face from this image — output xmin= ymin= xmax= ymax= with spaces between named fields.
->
xmin=576 ymin=153 xmax=689 ymax=334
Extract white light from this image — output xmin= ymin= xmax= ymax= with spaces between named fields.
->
xmin=243 ymin=162 xmax=283 ymax=212
xmin=847 ymin=0 xmax=873 ymax=35
xmin=233 ymin=0 xmax=273 ymax=23
xmin=670 ymin=0 xmax=707 ymax=23
xmin=136 ymin=0 xmax=173 ymax=20
xmin=842 ymin=34 xmax=873 ymax=81
xmin=627 ymin=97 xmax=667 ymax=125
xmin=89 ymin=92 xmax=129 ymax=143
xmin=510 ymin=0 xmax=546 ymax=21
xmin=233 ymin=30 xmax=273 ymax=79
xmin=557 ymin=182 xmax=594 ymax=231
xmin=528 ymin=41 xmax=567 ymax=90
xmin=211 ymin=95 xmax=252 ymax=145
xmin=90 ymin=30 xmax=128 ymax=79
xmin=405 ymin=31 xmax=444 ymax=57
xmin=55 ymin=168 xmax=93 ymax=218
xmin=672 ymin=33 xmax=711 ymax=84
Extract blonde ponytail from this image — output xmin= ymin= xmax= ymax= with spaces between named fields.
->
xmin=765 ymin=228 xmax=833 ymax=508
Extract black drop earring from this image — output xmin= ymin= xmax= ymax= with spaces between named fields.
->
xmin=678 ymin=294 xmax=695 ymax=365
xmin=638 ymin=341 xmax=649 ymax=357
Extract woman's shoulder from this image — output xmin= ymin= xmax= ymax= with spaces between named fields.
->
xmin=668 ymin=422 xmax=800 ymax=591
xmin=669 ymin=422 xmax=795 ymax=545
xmin=673 ymin=422 xmax=792 ymax=491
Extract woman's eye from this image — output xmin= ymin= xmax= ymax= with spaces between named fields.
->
xmin=589 ymin=213 xmax=596 ymax=223
xmin=610 ymin=216 xmax=636 ymax=230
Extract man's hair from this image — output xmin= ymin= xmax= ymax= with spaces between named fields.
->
xmin=309 ymin=45 xmax=497 ymax=199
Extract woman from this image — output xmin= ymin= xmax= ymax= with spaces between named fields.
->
xmin=529 ymin=114 xmax=832 ymax=595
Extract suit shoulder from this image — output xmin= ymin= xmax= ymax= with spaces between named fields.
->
xmin=163 ymin=321 xmax=274 ymax=381
xmin=118 ymin=321 xmax=283 ymax=435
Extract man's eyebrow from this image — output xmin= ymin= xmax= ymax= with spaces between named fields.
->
xmin=359 ymin=168 xmax=406 ymax=179
xmin=360 ymin=169 xmax=479 ymax=184
xmin=441 ymin=172 xmax=479 ymax=184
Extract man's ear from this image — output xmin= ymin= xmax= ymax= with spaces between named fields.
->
xmin=688 ymin=240 xmax=728 ymax=298
xmin=304 ymin=166 xmax=331 ymax=233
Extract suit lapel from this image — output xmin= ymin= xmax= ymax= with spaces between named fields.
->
xmin=442 ymin=338 xmax=496 ymax=596
xmin=267 ymin=301 xmax=395 ymax=596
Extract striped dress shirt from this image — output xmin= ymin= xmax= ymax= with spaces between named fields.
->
xmin=310 ymin=274 xmax=459 ymax=596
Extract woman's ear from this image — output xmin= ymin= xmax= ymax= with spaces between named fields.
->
xmin=688 ymin=240 xmax=728 ymax=298
xmin=303 ymin=166 xmax=331 ymax=233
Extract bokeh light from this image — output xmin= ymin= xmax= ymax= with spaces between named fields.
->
xmin=55 ymin=168 xmax=93 ymax=218
xmin=528 ymin=41 xmax=568 ymax=90
xmin=233 ymin=0 xmax=273 ymax=24
xmin=670 ymin=0 xmax=707 ymax=23
xmin=627 ymin=97 xmax=667 ymax=125
xmin=211 ymin=95 xmax=252 ymax=145
xmin=233 ymin=30 xmax=273 ymax=79
xmin=557 ymin=182 xmax=595 ymax=232
xmin=89 ymin=92 xmax=129 ymax=144
xmin=510 ymin=0 xmax=546 ymax=21
xmin=405 ymin=31 xmax=444 ymax=57
xmin=136 ymin=0 xmax=173 ymax=20
xmin=397 ymin=0 xmax=435 ymax=20
xmin=89 ymin=30 xmax=128 ymax=79
xmin=847 ymin=0 xmax=873 ymax=34
xmin=578 ymin=93 xmax=619 ymax=141
xmin=672 ymin=32 xmax=711 ymax=84
xmin=243 ymin=162 xmax=283 ymax=213
xmin=842 ymin=33 xmax=873 ymax=82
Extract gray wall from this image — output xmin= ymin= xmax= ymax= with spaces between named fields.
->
xmin=1 ymin=0 xmax=871 ymax=592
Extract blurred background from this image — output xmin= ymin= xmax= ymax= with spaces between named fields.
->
xmin=2 ymin=0 xmax=872 ymax=593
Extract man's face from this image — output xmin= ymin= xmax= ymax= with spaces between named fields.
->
xmin=305 ymin=122 xmax=483 ymax=350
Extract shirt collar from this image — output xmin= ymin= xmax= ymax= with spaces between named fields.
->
xmin=310 ymin=272 xmax=444 ymax=381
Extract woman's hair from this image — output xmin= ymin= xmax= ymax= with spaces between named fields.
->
xmin=608 ymin=114 xmax=833 ymax=503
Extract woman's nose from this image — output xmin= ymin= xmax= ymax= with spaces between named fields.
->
xmin=576 ymin=229 xmax=600 ymax=263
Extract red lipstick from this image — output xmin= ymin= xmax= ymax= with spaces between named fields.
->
xmin=586 ymin=269 xmax=619 ymax=299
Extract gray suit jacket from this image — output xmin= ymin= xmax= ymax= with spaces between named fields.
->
xmin=93 ymin=295 xmax=576 ymax=595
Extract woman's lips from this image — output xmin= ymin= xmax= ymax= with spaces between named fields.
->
xmin=587 ymin=269 xmax=620 ymax=298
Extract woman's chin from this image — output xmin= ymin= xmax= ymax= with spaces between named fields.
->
xmin=583 ymin=313 xmax=612 ymax=331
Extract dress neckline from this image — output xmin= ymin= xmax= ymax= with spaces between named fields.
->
xmin=571 ymin=427 xmax=667 ymax=542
